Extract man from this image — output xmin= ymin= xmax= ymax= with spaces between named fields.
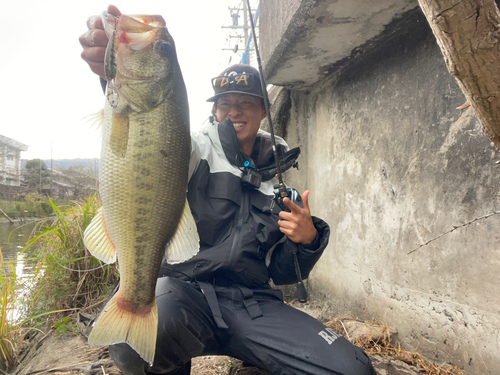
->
xmin=80 ymin=6 xmax=376 ymax=375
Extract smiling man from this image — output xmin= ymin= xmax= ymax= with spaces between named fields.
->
xmin=209 ymin=66 xmax=268 ymax=156
xmin=80 ymin=6 xmax=375 ymax=375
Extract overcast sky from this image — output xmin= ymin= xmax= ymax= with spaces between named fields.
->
xmin=1 ymin=0 xmax=257 ymax=160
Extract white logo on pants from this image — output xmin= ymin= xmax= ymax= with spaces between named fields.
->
xmin=318 ymin=328 xmax=342 ymax=345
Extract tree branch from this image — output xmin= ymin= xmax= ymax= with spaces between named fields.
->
xmin=418 ymin=0 xmax=500 ymax=150
xmin=408 ymin=210 xmax=500 ymax=254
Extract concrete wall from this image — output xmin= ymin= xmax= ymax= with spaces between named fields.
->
xmin=261 ymin=2 xmax=500 ymax=374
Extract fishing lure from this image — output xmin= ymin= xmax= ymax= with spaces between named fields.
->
xmin=104 ymin=16 xmax=117 ymax=81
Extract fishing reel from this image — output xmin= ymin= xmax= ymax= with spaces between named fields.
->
xmin=272 ymin=185 xmax=302 ymax=212
xmin=272 ymin=184 xmax=307 ymax=303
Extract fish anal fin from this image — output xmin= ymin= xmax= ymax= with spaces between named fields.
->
xmin=88 ymin=292 xmax=158 ymax=365
xmin=83 ymin=207 xmax=117 ymax=264
xmin=165 ymin=199 xmax=200 ymax=264
xmin=110 ymin=111 xmax=129 ymax=156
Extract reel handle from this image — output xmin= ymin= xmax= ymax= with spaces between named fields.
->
xmin=274 ymin=186 xmax=303 ymax=212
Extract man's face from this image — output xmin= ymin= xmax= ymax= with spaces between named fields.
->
xmin=215 ymin=93 xmax=267 ymax=152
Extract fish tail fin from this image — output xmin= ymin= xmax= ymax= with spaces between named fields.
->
xmin=84 ymin=207 xmax=117 ymax=264
xmin=88 ymin=292 xmax=158 ymax=366
xmin=165 ymin=198 xmax=200 ymax=264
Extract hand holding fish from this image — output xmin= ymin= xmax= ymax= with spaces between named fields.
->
xmin=278 ymin=190 xmax=318 ymax=245
xmin=79 ymin=5 xmax=121 ymax=78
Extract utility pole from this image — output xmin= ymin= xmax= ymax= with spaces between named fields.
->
xmin=243 ymin=0 xmax=248 ymax=52
xmin=221 ymin=1 xmax=258 ymax=64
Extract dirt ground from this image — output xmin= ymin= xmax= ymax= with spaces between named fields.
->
xmin=12 ymin=329 xmax=421 ymax=375
xmin=10 ymin=300 xmax=453 ymax=375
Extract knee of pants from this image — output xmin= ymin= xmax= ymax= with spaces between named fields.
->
xmin=109 ymin=342 xmax=186 ymax=375
xmin=109 ymin=343 xmax=150 ymax=375
xmin=155 ymin=278 xmax=196 ymax=343
xmin=155 ymin=277 xmax=209 ymax=360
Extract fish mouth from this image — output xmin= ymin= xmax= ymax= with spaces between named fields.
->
xmin=102 ymin=12 xmax=167 ymax=50
xmin=102 ymin=12 xmax=166 ymax=34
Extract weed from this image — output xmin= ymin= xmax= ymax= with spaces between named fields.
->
xmin=0 ymin=249 xmax=37 ymax=372
xmin=53 ymin=317 xmax=73 ymax=335
xmin=327 ymin=317 xmax=465 ymax=375
xmin=23 ymin=195 xmax=119 ymax=326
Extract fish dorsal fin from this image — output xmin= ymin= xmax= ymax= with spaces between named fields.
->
xmin=83 ymin=207 xmax=117 ymax=264
xmin=165 ymin=199 xmax=200 ymax=264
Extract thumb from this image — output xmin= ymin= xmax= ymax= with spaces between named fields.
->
xmin=108 ymin=5 xmax=122 ymax=17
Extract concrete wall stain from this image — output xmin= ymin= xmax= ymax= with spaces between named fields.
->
xmin=261 ymin=2 xmax=500 ymax=374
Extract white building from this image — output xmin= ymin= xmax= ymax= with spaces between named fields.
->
xmin=0 ymin=134 xmax=28 ymax=186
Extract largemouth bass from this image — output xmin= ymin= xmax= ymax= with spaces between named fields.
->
xmin=83 ymin=11 xmax=199 ymax=365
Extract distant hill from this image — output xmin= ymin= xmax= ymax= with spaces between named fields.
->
xmin=21 ymin=158 xmax=99 ymax=174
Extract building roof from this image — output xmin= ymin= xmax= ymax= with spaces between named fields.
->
xmin=0 ymin=134 xmax=29 ymax=152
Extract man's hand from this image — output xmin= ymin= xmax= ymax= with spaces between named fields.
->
xmin=79 ymin=5 xmax=121 ymax=78
xmin=278 ymin=190 xmax=318 ymax=245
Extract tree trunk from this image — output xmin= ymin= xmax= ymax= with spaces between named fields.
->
xmin=418 ymin=0 xmax=500 ymax=150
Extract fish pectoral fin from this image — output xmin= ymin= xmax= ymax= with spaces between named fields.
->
xmin=110 ymin=111 xmax=130 ymax=156
xmin=83 ymin=109 xmax=104 ymax=129
xmin=88 ymin=292 xmax=158 ymax=366
xmin=83 ymin=207 xmax=117 ymax=264
xmin=165 ymin=199 xmax=200 ymax=264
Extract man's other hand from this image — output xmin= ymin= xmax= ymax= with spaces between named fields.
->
xmin=278 ymin=190 xmax=318 ymax=245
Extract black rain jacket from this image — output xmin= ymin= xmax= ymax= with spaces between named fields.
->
xmin=160 ymin=119 xmax=330 ymax=287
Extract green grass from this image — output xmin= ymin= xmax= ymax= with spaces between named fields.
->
xmin=24 ymin=195 xmax=118 ymax=320
xmin=0 ymin=195 xmax=119 ymax=371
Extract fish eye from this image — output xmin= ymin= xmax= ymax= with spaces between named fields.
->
xmin=155 ymin=40 xmax=174 ymax=58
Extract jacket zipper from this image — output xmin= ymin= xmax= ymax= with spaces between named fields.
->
xmin=229 ymin=188 xmax=250 ymax=268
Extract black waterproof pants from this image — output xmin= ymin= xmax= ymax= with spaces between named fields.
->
xmin=109 ymin=277 xmax=376 ymax=375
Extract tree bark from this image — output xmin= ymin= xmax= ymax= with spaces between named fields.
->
xmin=418 ymin=0 xmax=500 ymax=150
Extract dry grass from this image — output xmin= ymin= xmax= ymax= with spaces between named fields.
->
xmin=0 ymin=196 xmax=118 ymax=371
xmin=0 ymin=250 xmax=41 ymax=372
xmin=327 ymin=316 xmax=465 ymax=375
xmin=24 ymin=196 xmax=119 ymax=323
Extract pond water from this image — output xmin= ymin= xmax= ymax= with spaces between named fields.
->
xmin=0 ymin=221 xmax=38 ymax=279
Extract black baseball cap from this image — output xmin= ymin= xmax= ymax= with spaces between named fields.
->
xmin=206 ymin=64 xmax=265 ymax=102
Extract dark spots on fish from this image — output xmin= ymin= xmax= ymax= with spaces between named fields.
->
xmin=135 ymin=181 xmax=154 ymax=191
xmin=132 ymin=152 xmax=154 ymax=161
xmin=136 ymin=207 xmax=149 ymax=216
xmin=135 ymin=233 xmax=149 ymax=243
xmin=160 ymin=150 xmax=168 ymax=158
xmin=135 ymin=196 xmax=153 ymax=205
xmin=132 ymin=138 xmax=150 ymax=149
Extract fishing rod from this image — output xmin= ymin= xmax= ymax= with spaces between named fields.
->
xmin=246 ymin=0 xmax=308 ymax=303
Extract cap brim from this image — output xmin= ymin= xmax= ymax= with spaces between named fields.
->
xmin=206 ymin=91 xmax=265 ymax=102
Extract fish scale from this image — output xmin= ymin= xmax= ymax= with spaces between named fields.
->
xmin=84 ymin=11 xmax=199 ymax=365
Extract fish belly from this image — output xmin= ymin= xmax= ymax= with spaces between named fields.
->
xmin=87 ymin=95 xmax=190 ymax=364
